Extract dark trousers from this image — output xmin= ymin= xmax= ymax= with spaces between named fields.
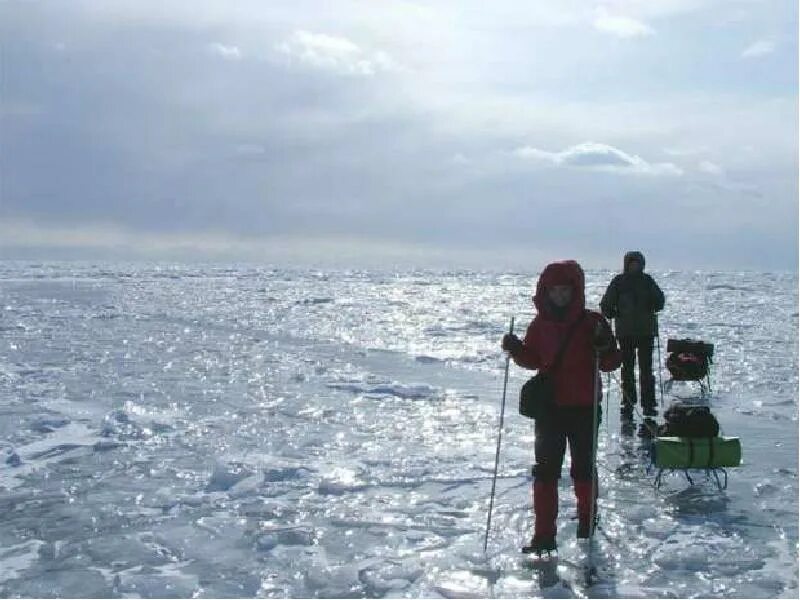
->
xmin=619 ymin=336 xmax=656 ymax=408
xmin=533 ymin=407 xmax=600 ymax=482
xmin=532 ymin=407 xmax=600 ymax=537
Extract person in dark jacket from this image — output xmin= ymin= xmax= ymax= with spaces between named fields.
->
xmin=502 ymin=260 xmax=621 ymax=554
xmin=600 ymin=251 xmax=665 ymax=420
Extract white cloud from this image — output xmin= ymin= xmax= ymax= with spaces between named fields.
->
xmin=741 ymin=39 xmax=775 ymax=59
xmin=208 ymin=42 xmax=242 ymax=60
xmin=448 ymin=153 xmax=471 ymax=166
xmin=698 ymin=160 xmax=724 ymax=176
xmin=514 ymin=142 xmax=683 ymax=175
xmin=276 ymin=30 xmax=395 ymax=76
xmin=593 ymin=9 xmax=654 ymax=38
xmin=692 ymin=160 xmax=764 ymax=197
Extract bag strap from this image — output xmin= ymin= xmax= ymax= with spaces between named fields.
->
xmin=548 ymin=311 xmax=587 ymax=374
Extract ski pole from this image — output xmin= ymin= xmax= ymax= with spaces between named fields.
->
xmin=484 ymin=316 xmax=514 ymax=553
xmin=655 ymin=316 xmax=664 ymax=409
xmin=588 ymin=351 xmax=600 ymax=570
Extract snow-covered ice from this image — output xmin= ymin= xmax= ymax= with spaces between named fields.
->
xmin=0 ymin=263 xmax=796 ymax=597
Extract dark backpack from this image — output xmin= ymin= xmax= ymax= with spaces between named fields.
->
xmin=658 ymin=403 xmax=720 ymax=438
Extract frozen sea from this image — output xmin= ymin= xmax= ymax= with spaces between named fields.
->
xmin=0 ymin=262 xmax=796 ymax=599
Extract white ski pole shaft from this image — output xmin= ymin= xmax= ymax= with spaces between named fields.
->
xmin=655 ymin=315 xmax=664 ymax=408
xmin=484 ymin=316 xmax=514 ymax=553
xmin=588 ymin=352 xmax=600 ymax=558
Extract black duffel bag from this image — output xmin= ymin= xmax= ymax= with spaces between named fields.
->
xmin=519 ymin=312 xmax=586 ymax=420
xmin=658 ymin=403 xmax=720 ymax=437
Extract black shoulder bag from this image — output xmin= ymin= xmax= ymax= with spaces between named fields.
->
xmin=519 ymin=312 xmax=587 ymax=420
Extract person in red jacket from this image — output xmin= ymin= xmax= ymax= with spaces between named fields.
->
xmin=502 ymin=260 xmax=621 ymax=554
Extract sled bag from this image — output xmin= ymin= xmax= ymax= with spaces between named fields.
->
xmin=666 ymin=339 xmax=714 ymax=359
xmin=653 ymin=436 xmax=741 ymax=469
xmin=666 ymin=352 xmax=709 ymax=381
xmin=658 ymin=403 xmax=720 ymax=437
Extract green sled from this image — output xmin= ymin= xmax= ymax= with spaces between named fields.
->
xmin=653 ymin=436 xmax=741 ymax=469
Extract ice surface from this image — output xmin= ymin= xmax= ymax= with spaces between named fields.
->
xmin=0 ymin=263 xmax=796 ymax=598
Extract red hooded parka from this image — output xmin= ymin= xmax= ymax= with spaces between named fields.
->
xmin=512 ymin=261 xmax=621 ymax=406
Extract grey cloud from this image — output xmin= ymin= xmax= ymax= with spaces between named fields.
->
xmin=0 ymin=3 xmax=418 ymax=234
xmin=0 ymin=0 xmax=795 ymax=270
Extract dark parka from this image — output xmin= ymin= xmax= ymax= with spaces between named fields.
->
xmin=600 ymin=251 xmax=665 ymax=338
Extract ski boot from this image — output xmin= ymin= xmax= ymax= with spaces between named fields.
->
xmin=637 ymin=418 xmax=658 ymax=438
xmin=642 ymin=403 xmax=658 ymax=417
xmin=522 ymin=535 xmax=557 ymax=557
xmin=620 ymin=420 xmax=635 ymax=438
xmin=620 ymin=403 xmax=634 ymax=423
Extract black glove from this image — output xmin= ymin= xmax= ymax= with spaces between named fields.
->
xmin=592 ymin=322 xmax=613 ymax=352
xmin=502 ymin=333 xmax=523 ymax=355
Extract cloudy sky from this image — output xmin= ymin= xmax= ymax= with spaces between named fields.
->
xmin=1 ymin=0 xmax=797 ymax=269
